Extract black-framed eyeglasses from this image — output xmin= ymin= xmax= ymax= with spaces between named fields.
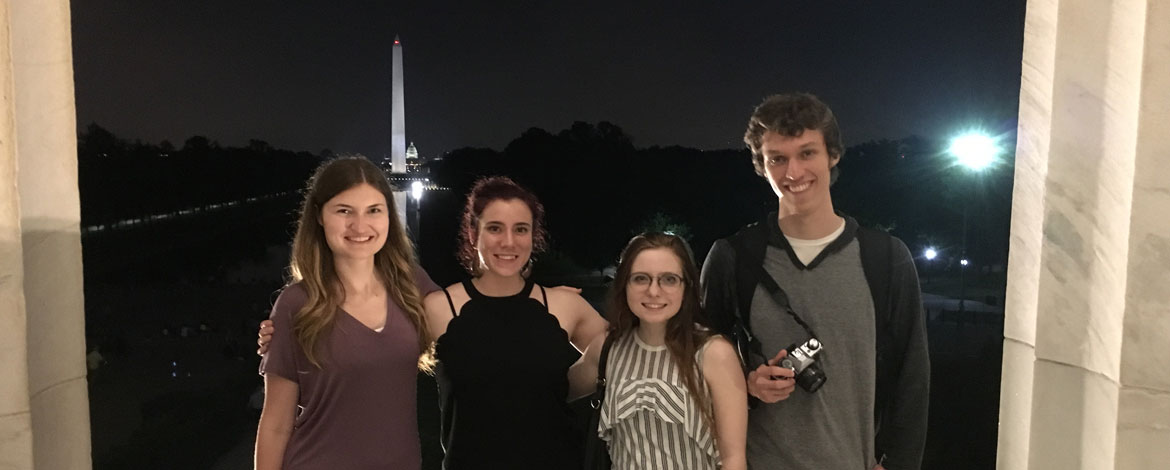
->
xmin=628 ymin=272 xmax=684 ymax=291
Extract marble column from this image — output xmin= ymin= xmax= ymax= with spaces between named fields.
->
xmin=994 ymin=0 xmax=1056 ymax=467
xmin=0 ymin=1 xmax=36 ymax=467
xmin=1114 ymin=1 xmax=1170 ymax=468
xmin=2 ymin=0 xmax=92 ymax=469
xmin=998 ymin=0 xmax=1170 ymax=468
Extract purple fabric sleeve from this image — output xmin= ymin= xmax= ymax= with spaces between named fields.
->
xmin=414 ymin=265 xmax=440 ymax=296
xmin=259 ymin=284 xmax=307 ymax=381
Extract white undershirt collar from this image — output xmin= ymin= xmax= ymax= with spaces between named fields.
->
xmin=783 ymin=218 xmax=847 ymax=266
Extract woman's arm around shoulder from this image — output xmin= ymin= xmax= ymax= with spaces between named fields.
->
xmin=422 ymin=285 xmax=461 ymax=344
xmin=255 ymin=373 xmax=298 ymax=470
xmin=567 ymin=330 xmax=609 ymax=401
xmin=545 ymin=287 xmax=608 ymax=350
xmin=702 ymin=336 xmax=748 ymax=470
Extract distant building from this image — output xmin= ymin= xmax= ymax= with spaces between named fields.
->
xmin=406 ymin=142 xmax=421 ymax=173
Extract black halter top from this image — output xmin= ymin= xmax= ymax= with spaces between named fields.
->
xmin=433 ymin=279 xmax=582 ymax=469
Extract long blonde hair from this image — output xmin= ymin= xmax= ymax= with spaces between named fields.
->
xmin=287 ymin=157 xmax=432 ymax=371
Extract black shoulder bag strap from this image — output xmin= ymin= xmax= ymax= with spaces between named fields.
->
xmin=583 ymin=333 xmax=618 ymax=470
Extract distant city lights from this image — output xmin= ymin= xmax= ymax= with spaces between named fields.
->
xmin=411 ymin=181 xmax=424 ymax=201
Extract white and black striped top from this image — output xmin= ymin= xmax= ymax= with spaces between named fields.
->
xmin=598 ymin=331 xmax=719 ymax=469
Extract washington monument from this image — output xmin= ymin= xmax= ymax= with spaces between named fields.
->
xmin=390 ymin=35 xmax=406 ymax=173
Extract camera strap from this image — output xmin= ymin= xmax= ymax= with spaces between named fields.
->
xmin=757 ymin=265 xmax=820 ymax=339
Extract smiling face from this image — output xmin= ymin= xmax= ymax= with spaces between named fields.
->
xmin=319 ymin=183 xmax=390 ymax=260
xmin=625 ymin=247 xmax=686 ymax=326
xmin=760 ymin=129 xmax=840 ymax=219
xmin=474 ymin=198 xmax=534 ymax=278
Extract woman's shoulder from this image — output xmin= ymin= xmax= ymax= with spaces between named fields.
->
xmin=271 ymin=282 xmax=309 ymax=320
xmin=428 ymin=281 xmax=466 ymax=298
xmin=273 ymin=282 xmax=308 ymax=303
xmin=411 ymin=265 xmax=441 ymax=295
xmin=423 ymin=282 xmax=467 ymax=311
xmin=698 ymin=334 xmax=737 ymax=369
xmin=538 ymin=283 xmax=589 ymax=308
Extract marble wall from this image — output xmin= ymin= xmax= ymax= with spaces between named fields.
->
xmin=998 ymin=0 xmax=1170 ymax=469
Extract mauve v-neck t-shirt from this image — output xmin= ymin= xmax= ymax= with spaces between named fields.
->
xmin=260 ymin=268 xmax=439 ymax=470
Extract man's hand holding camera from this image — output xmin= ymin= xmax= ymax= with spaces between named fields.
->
xmin=747 ymin=349 xmax=796 ymax=403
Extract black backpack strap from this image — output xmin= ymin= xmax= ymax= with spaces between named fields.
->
xmin=726 ymin=220 xmax=771 ymax=375
xmin=856 ymin=227 xmax=898 ymax=434
xmin=857 ymin=226 xmax=893 ymax=335
xmin=728 ymin=220 xmax=770 ymax=332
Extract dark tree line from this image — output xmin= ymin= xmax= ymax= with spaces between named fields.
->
xmin=429 ymin=122 xmax=1014 ymax=277
xmin=426 ymin=121 xmax=774 ymax=277
xmin=78 ymin=123 xmax=322 ymax=227
xmin=75 ymin=121 xmax=1013 ymax=282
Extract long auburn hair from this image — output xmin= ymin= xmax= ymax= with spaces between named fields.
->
xmin=607 ymin=232 xmax=716 ymax=432
xmin=456 ymin=176 xmax=548 ymax=277
xmin=287 ymin=157 xmax=431 ymax=370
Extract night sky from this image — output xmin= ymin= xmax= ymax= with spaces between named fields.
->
xmin=72 ymin=1 xmax=1027 ymax=158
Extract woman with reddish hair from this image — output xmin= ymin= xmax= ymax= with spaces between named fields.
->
xmin=258 ymin=175 xmax=607 ymax=468
xmin=424 ymin=176 xmax=608 ymax=469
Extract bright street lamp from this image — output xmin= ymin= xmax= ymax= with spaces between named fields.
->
xmin=949 ymin=131 xmax=1000 ymax=314
xmin=923 ymin=247 xmax=937 ymax=285
xmin=949 ymin=133 xmax=999 ymax=171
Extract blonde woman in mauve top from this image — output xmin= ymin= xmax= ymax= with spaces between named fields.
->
xmin=570 ymin=233 xmax=748 ymax=470
xmin=255 ymin=157 xmax=439 ymax=470
xmin=258 ymin=176 xmax=607 ymax=469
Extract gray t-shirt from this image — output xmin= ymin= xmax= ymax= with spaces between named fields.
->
xmin=746 ymin=242 xmax=876 ymax=470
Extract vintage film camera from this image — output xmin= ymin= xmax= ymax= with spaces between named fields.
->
xmin=780 ymin=338 xmax=826 ymax=393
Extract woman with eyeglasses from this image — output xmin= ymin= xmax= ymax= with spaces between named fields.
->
xmin=569 ymin=232 xmax=748 ymax=470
